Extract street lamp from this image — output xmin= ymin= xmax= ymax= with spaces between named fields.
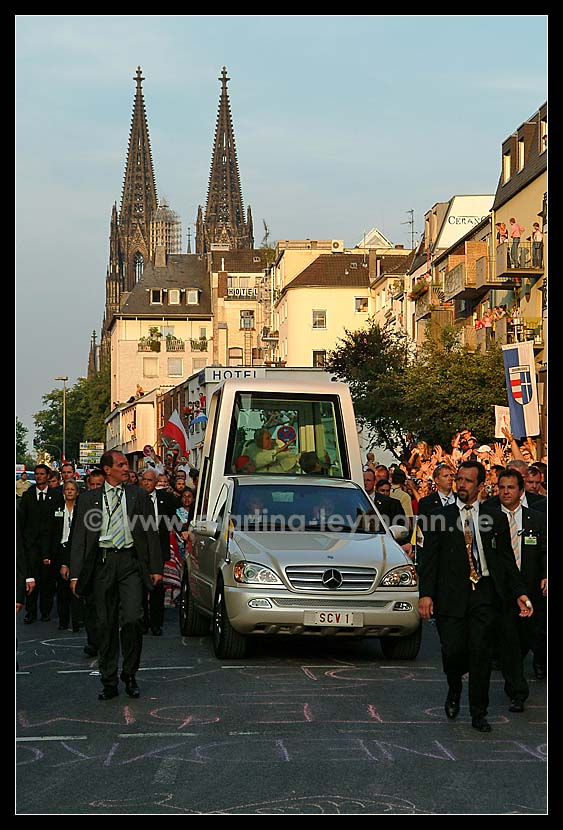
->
xmin=55 ymin=376 xmax=68 ymax=462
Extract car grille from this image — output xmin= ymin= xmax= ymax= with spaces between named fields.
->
xmin=272 ymin=597 xmax=388 ymax=608
xmin=284 ymin=566 xmax=376 ymax=592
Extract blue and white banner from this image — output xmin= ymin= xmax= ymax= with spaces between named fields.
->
xmin=501 ymin=341 xmax=540 ymax=438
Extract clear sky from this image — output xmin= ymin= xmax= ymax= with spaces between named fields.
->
xmin=15 ymin=15 xmax=548 ymax=444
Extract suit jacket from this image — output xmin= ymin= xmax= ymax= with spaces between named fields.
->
xmin=419 ymin=502 xmax=527 ymax=617
xmin=149 ymin=489 xmax=180 ymax=564
xmin=20 ymin=485 xmax=65 ymax=568
xmin=485 ymin=492 xmax=547 ymax=513
xmin=417 ymin=491 xmax=453 ymax=526
xmin=69 ymin=484 xmax=162 ymax=595
xmin=370 ymin=493 xmax=406 ymax=526
xmin=501 ymin=505 xmax=546 ymax=602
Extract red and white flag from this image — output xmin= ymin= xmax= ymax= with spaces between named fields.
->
xmin=161 ymin=409 xmax=189 ymax=457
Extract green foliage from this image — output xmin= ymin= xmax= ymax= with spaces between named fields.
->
xmin=326 ymin=318 xmax=415 ymax=458
xmin=33 ymin=363 xmax=111 ymax=463
xmin=16 ymin=417 xmax=29 ymax=463
xmin=326 ymin=319 xmax=506 ymax=458
xmin=401 ymin=324 xmax=505 ymax=446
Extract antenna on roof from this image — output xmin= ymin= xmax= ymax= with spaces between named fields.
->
xmin=261 ymin=219 xmax=270 ymax=248
xmin=401 ymin=209 xmax=415 ymax=250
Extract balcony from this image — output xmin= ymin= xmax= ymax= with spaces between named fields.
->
xmin=508 ymin=317 xmax=544 ymax=347
xmin=165 ymin=336 xmax=185 ymax=352
xmin=138 ymin=340 xmax=160 ymax=352
xmin=414 ymin=285 xmax=440 ymax=320
xmin=190 ymin=338 xmax=208 ymax=352
xmin=443 ymin=262 xmax=487 ymax=302
xmin=388 ymin=278 xmax=405 ymax=299
xmin=479 ymin=241 xmax=545 ymax=288
xmin=260 ymin=328 xmax=279 ymax=342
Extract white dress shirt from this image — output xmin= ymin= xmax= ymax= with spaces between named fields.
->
xmin=456 ymin=498 xmax=489 ymax=577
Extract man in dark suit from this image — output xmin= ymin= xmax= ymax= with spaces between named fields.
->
xmin=418 ymin=461 xmax=533 ymax=733
xmin=485 ymin=459 xmax=546 ymax=513
xmin=139 ymin=468 xmax=179 ymax=635
xmin=364 ymin=471 xmax=413 ymax=559
xmin=69 ymin=451 xmax=162 ymax=700
xmin=20 ymin=464 xmax=64 ymax=623
xmin=497 ymin=467 xmax=547 ymax=688
xmin=416 ymin=463 xmax=456 ymax=566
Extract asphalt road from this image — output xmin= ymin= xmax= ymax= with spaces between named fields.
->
xmin=16 ymin=607 xmax=547 ymax=815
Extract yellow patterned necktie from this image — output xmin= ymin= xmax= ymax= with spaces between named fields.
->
xmin=508 ymin=510 xmax=521 ymax=569
xmin=463 ymin=505 xmax=481 ymax=590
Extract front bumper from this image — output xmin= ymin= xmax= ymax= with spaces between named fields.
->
xmin=223 ymin=584 xmax=420 ymax=637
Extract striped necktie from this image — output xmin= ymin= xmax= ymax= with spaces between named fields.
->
xmin=508 ymin=510 xmax=521 ymax=569
xmin=107 ymin=487 xmax=126 ymax=549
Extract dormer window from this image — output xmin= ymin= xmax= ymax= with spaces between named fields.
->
xmin=540 ymin=117 xmax=547 ymax=152
xmin=502 ymin=151 xmax=511 ymax=184
xmin=518 ymin=138 xmax=525 ymax=172
xmin=187 ymin=289 xmax=199 ymax=305
xmin=168 ymin=289 xmax=180 ymax=304
xmin=150 ymin=289 xmax=163 ymax=304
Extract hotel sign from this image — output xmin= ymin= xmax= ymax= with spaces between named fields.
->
xmin=226 ymin=287 xmax=258 ymax=298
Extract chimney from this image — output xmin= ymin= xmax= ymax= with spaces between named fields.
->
xmin=395 ymin=244 xmax=404 ymax=249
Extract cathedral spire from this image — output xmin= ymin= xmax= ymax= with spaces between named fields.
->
xmin=119 ymin=66 xmax=158 ymax=289
xmin=196 ymin=66 xmax=254 ymax=253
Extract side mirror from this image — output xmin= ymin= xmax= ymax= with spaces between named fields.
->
xmin=389 ymin=525 xmax=411 ymax=545
xmin=193 ymin=520 xmax=220 ymax=540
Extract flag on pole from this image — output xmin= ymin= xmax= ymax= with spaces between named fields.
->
xmin=161 ymin=409 xmax=189 ymax=457
xmin=501 ymin=341 xmax=540 ymax=439
xmin=189 ymin=413 xmax=208 ymax=428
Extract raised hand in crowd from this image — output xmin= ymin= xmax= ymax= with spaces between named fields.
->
xmin=490 ymin=441 xmax=507 ymax=466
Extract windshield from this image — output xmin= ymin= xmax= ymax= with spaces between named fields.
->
xmin=225 ymin=392 xmax=348 ymax=478
xmin=231 ymin=484 xmax=385 ymax=534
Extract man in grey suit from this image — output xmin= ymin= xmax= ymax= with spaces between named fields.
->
xmin=418 ymin=461 xmax=533 ymax=733
xmin=70 ymin=450 xmax=162 ymax=700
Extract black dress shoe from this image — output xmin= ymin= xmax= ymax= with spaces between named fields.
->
xmin=24 ymin=615 xmax=36 ymax=624
xmin=444 ymin=697 xmax=461 ymax=719
xmin=141 ymin=623 xmax=150 ymax=634
xmin=83 ymin=645 xmax=98 ymax=657
xmin=40 ymin=615 xmax=50 ymax=622
xmin=72 ymin=626 xmax=81 ymax=633
xmin=151 ymin=627 xmax=162 ymax=636
xmin=533 ymin=664 xmax=546 ymax=680
xmin=120 ymin=672 xmax=140 ymax=698
xmin=98 ymin=686 xmax=119 ymax=701
xmin=472 ymin=717 xmax=492 ymax=732
xmin=58 ymin=624 xmax=70 ymax=631
xmin=508 ymin=699 xmax=525 ymax=713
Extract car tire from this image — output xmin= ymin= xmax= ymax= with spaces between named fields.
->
xmin=179 ymin=569 xmax=209 ymax=637
xmin=379 ymin=624 xmax=422 ymax=660
xmin=212 ymin=578 xmax=248 ymax=659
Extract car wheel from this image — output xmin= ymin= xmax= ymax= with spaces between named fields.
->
xmin=179 ymin=569 xmax=209 ymax=637
xmin=212 ymin=578 xmax=248 ymax=659
xmin=379 ymin=624 xmax=422 ymax=659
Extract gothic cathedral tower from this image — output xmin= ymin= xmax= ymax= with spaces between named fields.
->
xmin=103 ymin=67 xmax=158 ymax=342
xmin=196 ymin=67 xmax=254 ymax=254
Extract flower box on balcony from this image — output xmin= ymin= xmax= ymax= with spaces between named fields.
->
xmin=190 ymin=338 xmax=208 ymax=352
xmin=408 ymin=283 xmax=429 ymax=301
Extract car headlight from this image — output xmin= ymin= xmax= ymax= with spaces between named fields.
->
xmin=233 ymin=562 xmax=282 ymax=585
xmin=380 ymin=565 xmax=418 ymax=587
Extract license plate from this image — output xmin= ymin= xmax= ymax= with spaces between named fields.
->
xmin=304 ymin=610 xmax=363 ymax=627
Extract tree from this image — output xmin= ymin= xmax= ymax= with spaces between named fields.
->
xmin=326 ymin=318 xmax=415 ymax=458
xmin=33 ymin=364 xmax=111 ymax=463
xmin=16 ymin=417 xmax=29 ymax=463
xmin=400 ymin=324 xmax=505 ymax=447
xmin=326 ymin=319 xmax=506 ymax=459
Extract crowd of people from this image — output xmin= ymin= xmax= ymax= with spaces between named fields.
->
xmin=16 ymin=454 xmax=200 ymax=698
xmin=363 ymin=427 xmax=547 ymax=733
xmin=17 ymin=429 xmax=546 ymax=726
